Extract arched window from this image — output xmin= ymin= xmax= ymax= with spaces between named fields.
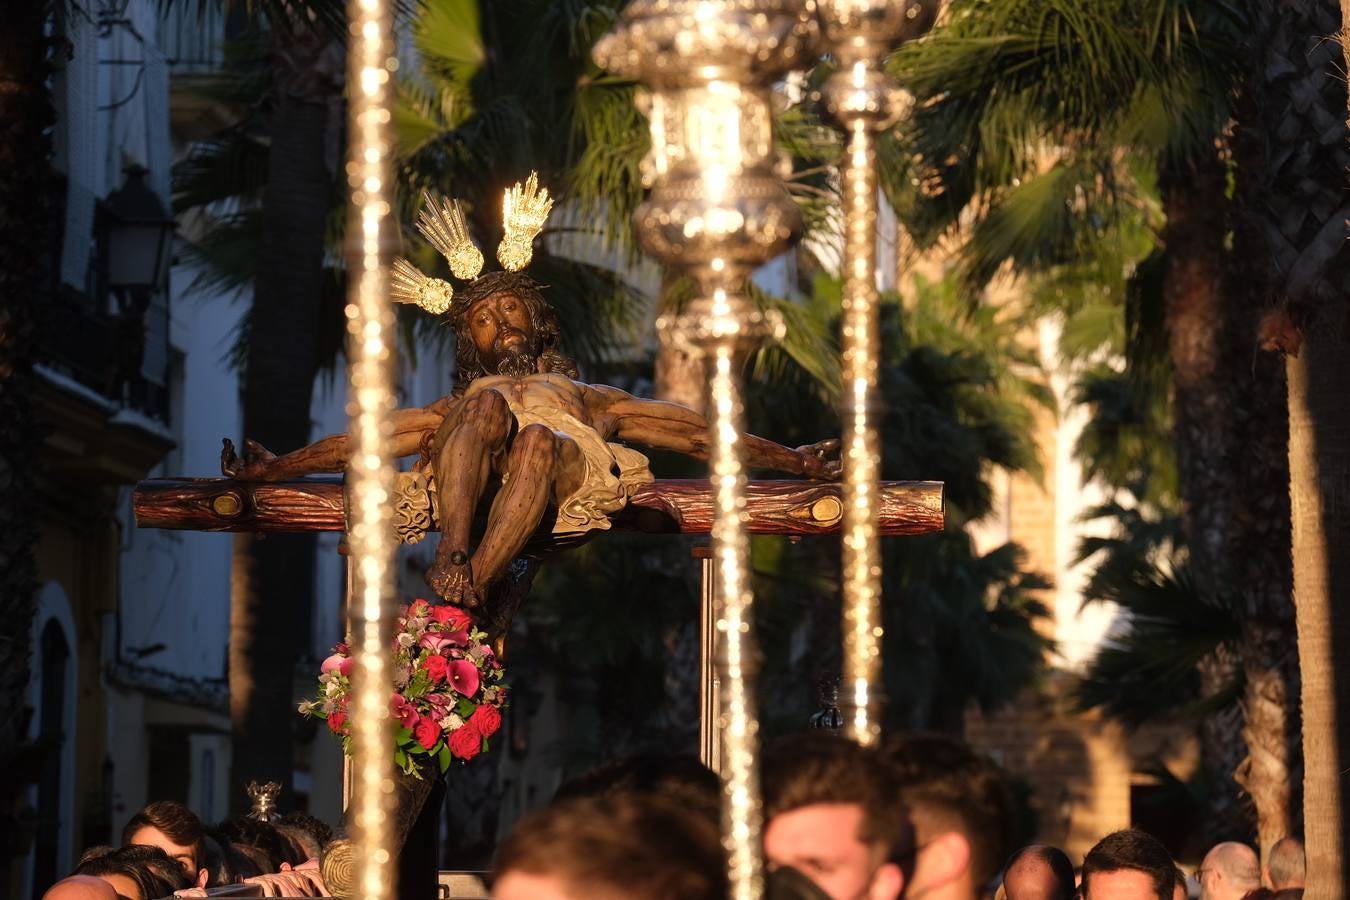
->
xmin=26 ymin=583 xmax=78 ymax=900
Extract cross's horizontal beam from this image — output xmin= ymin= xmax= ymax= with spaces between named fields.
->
xmin=133 ymin=477 xmax=944 ymax=538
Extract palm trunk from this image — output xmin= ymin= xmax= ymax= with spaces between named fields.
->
xmin=1288 ymin=300 xmax=1350 ymax=898
xmin=1161 ymin=156 xmax=1259 ymax=840
xmin=0 ymin=0 xmax=52 ymax=879
xmin=1289 ymin=3 xmax=1350 ymax=893
xmin=228 ymin=29 xmax=339 ymax=811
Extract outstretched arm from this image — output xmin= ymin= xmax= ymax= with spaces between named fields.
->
xmin=587 ymin=384 xmax=839 ymax=479
xmin=222 ymin=397 xmax=455 ymax=480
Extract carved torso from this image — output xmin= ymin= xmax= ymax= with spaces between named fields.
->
xmin=460 ymin=373 xmax=609 ymax=438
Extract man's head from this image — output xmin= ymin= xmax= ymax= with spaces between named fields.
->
xmin=450 ymin=271 xmax=576 ymax=391
xmin=42 ymin=875 xmax=117 ymax=900
xmin=884 ymin=733 xmax=1015 ymax=900
xmin=75 ymin=846 xmax=180 ymax=900
xmin=1264 ymin=838 xmax=1304 ymax=891
xmin=492 ymin=792 xmax=725 ymax=900
xmin=762 ymin=733 xmax=912 ymax=900
xmin=120 ymin=800 xmax=205 ymax=884
xmin=553 ymin=753 xmax=721 ymax=823
xmin=1002 ymin=845 xmax=1075 ymax=900
xmin=1197 ymin=842 xmax=1260 ymax=900
xmin=1080 ymin=830 xmax=1176 ymax=900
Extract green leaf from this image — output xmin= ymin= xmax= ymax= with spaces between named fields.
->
xmin=394 ymin=749 xmax=408 ymax=771
xmin=455 ymin=699 xmax=476 ymax=719
xmin=395 ymin=726 xmax=413 ymax=743
xmin=436 ymin=744 xmax=452 ymax=773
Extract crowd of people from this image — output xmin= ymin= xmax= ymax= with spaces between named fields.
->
xmin=40 ymin=733 xmax=1307 ymax=900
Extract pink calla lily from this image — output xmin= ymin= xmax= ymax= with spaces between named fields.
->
xmin=447 ymin=659 xmax=480 ymax=698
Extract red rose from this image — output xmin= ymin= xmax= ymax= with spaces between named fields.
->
xmin=468 ymin=705 xmax=501 ymax=739
xmin=430 ymin=605 xmax=472 ymax=631
xmin=327 ymin=712 xmax=348 ymax=734
xmin=413 ymin=718 xmax=442 ymax=750
xmin=447 ymin=724 xmax=482 ymax=761
xmin=422 ymin=654 xmax=450 ymax=684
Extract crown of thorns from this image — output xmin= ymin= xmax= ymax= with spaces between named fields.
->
xmin=389 ymin=172 xmax=553 ymax=320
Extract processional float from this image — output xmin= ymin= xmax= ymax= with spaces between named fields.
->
xmin=131 ymin=0 xmax=939 ymax=896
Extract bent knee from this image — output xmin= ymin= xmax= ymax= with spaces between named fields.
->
xmin=514 ymin=423 xmax=556 ymax=451
xmin=464 ymin=389 xmax=510 ymax=419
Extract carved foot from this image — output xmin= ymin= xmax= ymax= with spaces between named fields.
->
xmin=427 ymin=552 xmax=483 ymax=608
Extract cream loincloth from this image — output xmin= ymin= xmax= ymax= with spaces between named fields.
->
xmin=390 ymin=400 xmax=653 ymax=543
xmin=504 ymin=400 xmax=653 ymax=535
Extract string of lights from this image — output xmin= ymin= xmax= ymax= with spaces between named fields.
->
xmin=345 ymin=0 xmax=399 ymax=897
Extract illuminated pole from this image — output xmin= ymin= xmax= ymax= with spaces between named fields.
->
xmin=345 ymin=0 xmax=399 ymax=897
xmin=817 ymin=0 xmax=936 ymax=746
xmin=595 ymin=4 xmax=817 ymax=897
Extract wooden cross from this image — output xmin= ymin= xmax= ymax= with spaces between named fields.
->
xmin=132 ymin=475 xmax=945 ymax=769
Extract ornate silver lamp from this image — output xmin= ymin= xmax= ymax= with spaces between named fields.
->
xmin=817 ymin=0 xmax=937 ymax=747
xmin=595 ymin=4 xmax=817 ymax=896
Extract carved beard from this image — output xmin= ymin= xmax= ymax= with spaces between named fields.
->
xmin=494 ymin=346 xmax=538 ymax=378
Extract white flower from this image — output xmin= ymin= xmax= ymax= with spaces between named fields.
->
xmin=446 ymin=713 xmax=465 ymax=731
xmin=397 ymin=632 xmax=416 ymax=648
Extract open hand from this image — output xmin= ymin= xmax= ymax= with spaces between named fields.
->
xmin=795 ymin=438 xmax=841 ymax=481
xmin=221 ymin=437 xmax=279 ymax=480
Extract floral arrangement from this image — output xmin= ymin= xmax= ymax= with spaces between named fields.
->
xmin=299 ymin=599 xmax=506 ymax=776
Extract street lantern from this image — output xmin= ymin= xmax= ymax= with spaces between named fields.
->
xmin=100 ymin=164 xmax=174 ymax=293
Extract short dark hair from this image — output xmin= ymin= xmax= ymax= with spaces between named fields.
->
xmin=554 ymin=753 xmax=721 ymax=823
xmin=449 ymin=271 xmax=577 ymax=396
xmin=114 ymin=844 xmax=194 ymax=891
xmin=1081 ymin=829 xmax=1175 ymax=899
xmin=199 ymin=833 xmax=237 ymax=886
xmin=75 ymin=845 xmax=183 ymax=899
xmin=121 ymin=800 xmax=205 ymax=867
xmin=494 ymin=793 xmax=726 ymax=900
xmin=215 ymin=816 xmax=300 ymax=870
xmin=763 ymin=733 xmax=912 ymax=860
xmin=885 ymin=733 xmax=1015 ymax=888
xmin=1003 ymin=845 xmax=1076 ymax=900
xmin=276 ymin=812 xmax=334 ymax=851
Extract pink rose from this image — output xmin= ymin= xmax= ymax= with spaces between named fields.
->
xmin=327 ymin=712 xmax=348 ymax=734
xmin=334 ymin=642 xmax=349 ymax=655
xmin=447 ymin=660 xmax=480 ymax=698
xmin=447 ymin=724 xmax=482 ymax=760
xmin=321 ymin=653 xmax=354 ymax=677
xmin=414 ymin=718 xmax=442 ymax=750
xmin=389 ymin=692 xmax=419 ymax=729
xmin=468 ymin=705 xmax=501 ymax=739
xmin=430 ymin=605 xmax=473 ymax=631
xmin=422 ymin=655 xmax=450 ymax=684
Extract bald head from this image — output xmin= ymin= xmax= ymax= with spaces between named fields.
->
xmin=1199 ymin=842 xmax=1259 ymax=900
xmin=1003 ymin=845 xmax=1076 ymax=900
xmin=1265 ymin=837 xmax=1304 ymax=890
xmin=42 ymin=876 xmax=118 ymax=900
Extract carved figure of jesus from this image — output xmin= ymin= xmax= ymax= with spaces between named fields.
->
xmin=222 ymin=271 xmax=838 ymax=607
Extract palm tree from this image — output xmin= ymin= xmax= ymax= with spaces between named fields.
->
xmin=0 ymin=0 xmax=53 ymax=882
xmin=884 ymin=0 xmax=1300 ymax=846
xmin=171 ymin=0 xmax=347 ymax=808
xmin=1235 ymin=0 xmax=1350 ymax=888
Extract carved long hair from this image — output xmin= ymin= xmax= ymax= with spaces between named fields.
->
xmin=449 ymin=271 xmax=578 ymax=397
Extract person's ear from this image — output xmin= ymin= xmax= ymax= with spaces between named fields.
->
xmin=194 ymin=868 xmax=208 ymax=889
xmin=870 ymin=861 xmax=904 ymax=900
xmin=922 ymin=832 xmax=972 ymax=891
